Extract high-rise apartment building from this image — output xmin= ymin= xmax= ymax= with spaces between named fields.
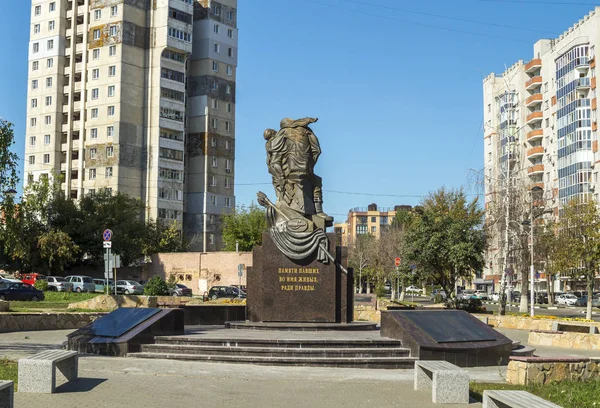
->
xmin=483 ymin=7 xmax=599 ymax=292
xmin=334 ymin=204 xmax=411 ymax=247
xmin=24 ymin=0 xmax=238 ymax=251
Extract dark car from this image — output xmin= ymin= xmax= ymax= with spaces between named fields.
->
xmin=231 ymin=285 xmax=247 ymax=293
xmin=0 ymin=282 xmax=45 ymax=301
xmin=170 ymin=284 xmax=193 ymax=297
xmin=575 ymin=295 xmax=600 ymax=307
xmin=208 ymin=286 xmax=246 ymax=300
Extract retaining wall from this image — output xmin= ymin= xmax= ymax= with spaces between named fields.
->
xmin=507 ymin=356 xmax=600 ymax=385
xmin=0 ymin=312 xmax=104 ymax=333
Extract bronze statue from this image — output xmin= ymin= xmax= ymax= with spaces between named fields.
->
xmin=258 ymin=117 xmax=335 ymax=263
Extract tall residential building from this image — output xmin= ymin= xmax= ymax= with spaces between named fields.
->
xmin=483 ymin=7 xmax=599 ymax=293
xmin=24 ymin=0 xmax=238 ymax=251
xmin=334 ymin=204 xmax=411 ymax=247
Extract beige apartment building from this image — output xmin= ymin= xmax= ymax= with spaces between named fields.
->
xmin=483 ymin=7 xmax=600 ymax=293
xmin=24 ymin=0 xmax=237 ymax=251
xmin=334 ymin=204 xmax=411 ymax=247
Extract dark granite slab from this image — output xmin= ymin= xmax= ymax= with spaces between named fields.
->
xmin=381 ymin=310 xmax=513 ymax=367
xmin=84 ymin=308 xmax=161 ymax=337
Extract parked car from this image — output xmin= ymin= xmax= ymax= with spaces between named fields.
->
xmin=93 ymin=279 xmax=114 ymax=293
xmin=575 ymin=295 xmax=600 ymax=307
xmin=20 ymin=273 xmax=46 ymax=287
xmin=459 ymin=290 xmax=476 ymax=300
xmin=46 ymin=276 xmax=73 ymax=292
xmin=535 ymin=292 xmax=549 ymax=304
xmin=509 ymin=291 xmax=521 ymax=302
xmin=405 ymin=285 xmax=423 ymax=294
xmin=490 ymin=292 xmax=500 ymax=302
xmin=208 ymin=286 xmax=246 ymax=300
xmin=65 ymin=275 xmax=95 ymax=293
xmin=474 ymin=290 xmax=489 ymax=300
xmin=556 ymin=293 xmax=578 ymax=306
xmin=115 ymin=280 xmax=144 ymax=295
xmin=170 ymin=284 xmax=192 ymax=297
xmin=0 ymin=282 xmax=44 ymax=301
xmin=429 ymin=289 xmax=447 ymax=301
xmin=231 ymin=285 xmax=247 ymax=293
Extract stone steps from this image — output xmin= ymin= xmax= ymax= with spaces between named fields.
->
xmin=154 ymin=336 xmax=402 ymax=349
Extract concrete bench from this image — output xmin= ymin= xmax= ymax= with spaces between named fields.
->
xmin=552 ymin=322 xmax=598 ymax=334
xmin=483 ymin=390 xmax=562 ymax=407
xmin=0 ymin=380 xmax=13 ymax=408
xmin=414 ymin=360 xmax=469 ymax=404
xmin=18 ymin=350 xmax=78 ymax=393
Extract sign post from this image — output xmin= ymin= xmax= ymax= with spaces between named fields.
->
xmin=394 ymin=258 xmax=401 ymax=300
xmin=238 ymin=264 xmax=244 ymax=298
xmin=103 ymin=229 xmax=113 ymax=295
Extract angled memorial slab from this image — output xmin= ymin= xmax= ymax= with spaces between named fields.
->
xmin=67 ymin=307 xmax=184 ymax=357
xmin=381 ymin=310 xmax=512 ymax=367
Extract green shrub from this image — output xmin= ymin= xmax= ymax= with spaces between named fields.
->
xmin=143 ymin=276 xmax=169 ymax=296
xmin=456 ymin=297 xmax=486 ymax=312
xmin=34 ymin=280 xmax=49 ymax=292
xmin=374 ymin=282 xmax=387 ymax=298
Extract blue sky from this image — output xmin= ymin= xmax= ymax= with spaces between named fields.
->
xmin=1 ymin=0 xmax=598 ymax=222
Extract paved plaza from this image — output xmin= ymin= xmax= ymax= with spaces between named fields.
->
xmin=0 ymin=326 xmax=596 ymax=408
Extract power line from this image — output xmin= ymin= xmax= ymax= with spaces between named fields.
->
xmin=300 ymin=0 xmax=530 ymax=43
xmin=477 ymin=0 xmax=597 ymax=5
xmin=337 ymin=0 xmax=558 ymax=34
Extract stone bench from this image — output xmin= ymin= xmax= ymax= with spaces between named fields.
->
xmin=414 ymin=360 xmax=469 ymax=404
xmin=552 ymin=322 xmax=598 ymax=334
xmin=0 ymin=380 xmax=13 ymax=408
xmin=18 ymin=350 xmax=78 ymax=393
xmin=483 ymin=390 xmax=562 ymax=407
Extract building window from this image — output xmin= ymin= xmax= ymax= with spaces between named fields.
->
xmin=212 ymin=118 xmax=218 ymax=129
xmin=371 ymin=226 xmax=377 ymax=233
xmin=225 ymin=197 xmax=231 ymax=208
xmin=94 ymin=9 xmax=101 ymax=20
xmin=107 ymin=106 xmax=115 ymax=116
xmin=226 ymin=84 xmax=231 ymax=94
xmin=211 ymin=176 xmax=217 ymax=186
xmin=213 ymin=4 xmax=221 ymax=15
xmin=167 ymin=27 xmax=192 ymax=42
xmin=227 ymin=66 xmax=233 ymax=76
xmin=29 ymin=155 xmax=35 ymax=165
xmin=91 ymin=88 xmax=99 ymax=99
xmin=212 ymin=80 xmax=218 ymax=90
xmin=161 ymin=68 xmax=185 ymax=83
xmin=225 ymin=159 xmax=231 ymax=171
xmin=212 ymin=99 xmax=218 ymax=109
xmin=91 ymin=108 xmax=98 ymax=119
xmin=34 ymin=5 xmax=41 ymax=15
xmin=89 ymin=168 xmax=96 ymax=180
xmin=30 ymin=136 xmax=36 ymax=146
xmin=225 ymin=178 xmax=231 ymax=189
xmin=88 ymin=189 xmax=95 ymax=196
xmin=32 ymin=80 xmax=38 ymax=89
xmin=34 ymin=24 xmax=40 ymax=34
xmin=225 ymin=121 xmax=231 ymax=132
xmin=46 ymin=58 xmax=53 ymax=68
xmin=108 ymin=85 xmax=115 ymax=97
xmin=93 ymin=29 xmax=101 ymax=40
xmin=109 ymin=25 xmax=117 ymax=36
xmin=47 ymin=39 xmax=53 ymax=50
xmin=356 ymin=224 xmax=367 ymax=235
xmin=110 ymin=5 xmax=118 ymax=16
xmin=160 ymin=130 xmax=184 ymax=141
xmin=106 ymin=126 xmax=115 ymax=137
xmin=49 ymin=2 xmax=55 ymax=12
xmin=106 ymin=146 xmax=114 ymax=157
xmin=46 ymin=77 xmax=52 ymax=88
xmin=212 ymin=61 xmax=219 ymax=72
xmin=45 ymin=96 xmax=52 ymax=106
xmin=44 ymin=134 xmax=50 ymax=145
xmin=92 ymin=68 xmax=99 ymax=80
xmin=48 ymin=20 xmax=55 ymax=31
xmin=214 ymin=43 xmax=220 ymax=53
xmin=214 ymin=24 xmax=219 ymax=34
xmin=211 ymin=137 xmax=217 ymax=147
xmin=30 ymin=118 xmax=37 ymax=127
xmin=228 ymin=47 xmax=233 ymax=57
xmin=90 ymin=148 xmax=97 ymax=159
xmin=92 ymin=49 xmax=100 ymax=60
xmin=210 ymin=195 xmax=216 ymax=205
xmin=105 ymin=167 xmax=113 ymax=178
xmin=32 ymin=61 xmax=38 ymax=71
xmin=90 ymin=128 xmax=98 ymax=139
xmin=159 ymin=107 xmax=184 ymax=122
xmin=225 ymin=140 xmax=231 ymax=150
xmin=227 ymin=10 xmax=234 ymax=20
xmin=33 ymin=43 xmax=39 ymax=53
xmin=109 ymin=45 xmax=116 ymax=56
xmin=43 ymin=153 xmax=50 ymax=164
xmin=44 ymin=115 xmax=51 ymax=125
xmin=160 ymin=87 xmax=185 ymax=102
xmin=209 ymin=234 xmax=215 ymax=244
xmin=227 ymin=29 xmax=233 ymax=39
xmin=212 ymin=157 xmax=218 ymax=167
xmin=31 ymin=99 xmax=38 ymax=108
xmin=158 ymin=147 xmax=184 ymax=161
xmin=108 ymin=66 xmax=116 ymax=76
xmin=227 ymin=103 xmax=232 ymax=113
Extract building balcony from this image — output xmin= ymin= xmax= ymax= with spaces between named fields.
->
xmin=75 ymin=62 xmax=82 ymax=73
xmin=525 ymin=58 xmax=542 ymax=73
xmin=66 ymin=28 xmax=73 ymax=38
xmin=525 ymin=93 xmax=543 ymax=107
xmin=77 ymin=5 xmax=86 ymax=15
xmin=527 ymin=129 xmax=543 ymax=143
xmin=528 ymin=164 xmax=544 ymax=176
xmin=76 ymin=43 xmax=84 ymax=54
xmin=575 ymin=57 xmax=590 ymax=73
xmin=62 ymin=123 xmax=70 ymax=132
xmin=525 ymin=76 xmax=542 ymax=90
xmin=577 ymin=77 xmax=590 ymax=91
xmin=527 ymin=146 xmax=544 ymax=160
xmin=532 ymin=182 xmax=545 ymax=190
xmin=74 ymin=82 xmax=81 ymax=92
xmin=526 ymin=111 xmax=543 ymax=125
xmin=593 ymin=98 xmax=597 ymax=110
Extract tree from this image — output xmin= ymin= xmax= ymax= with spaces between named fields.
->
xmin=221 ymin=204 xmax=267 ymax=251
xmin=38 ymin=230 xmax=79 ymax=274
xmin=142 ymin=220 xmax=185 ymax=256
xmin=348 ymin=233 xmax=376 ymax=294
xmin=551 ymin=198 xmax=600 ymax=320
xmin=395 ymin=187 xmax=486 ymax=307
xmin=0 ymin=119 xmax=20 ymax=198
xmin=535 ymin=221 xmax=559 ymax=306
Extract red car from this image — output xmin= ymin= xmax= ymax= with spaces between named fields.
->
xmin=20 ymin=273 xmax=46 ymax=287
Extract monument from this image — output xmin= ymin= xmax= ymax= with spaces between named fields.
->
xmin=247 ymin=118 xmax=354 ymax=323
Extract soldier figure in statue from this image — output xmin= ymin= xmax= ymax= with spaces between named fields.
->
xmin=258 ymin=117 xmax=335 ymax=263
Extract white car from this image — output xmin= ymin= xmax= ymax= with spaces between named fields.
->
xmin=490 ymin=292 xmax=500 ymax=302
xmin=474 ymin=290 xmax=489 ymax=300
xmin=405 ymin=286 xmax=423 ymax=294
xmin=556 ymin=293 xmax=578 ymax=306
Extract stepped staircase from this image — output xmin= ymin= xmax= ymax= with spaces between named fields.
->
xmin=128 ymin=336 xmax=417 ymax=369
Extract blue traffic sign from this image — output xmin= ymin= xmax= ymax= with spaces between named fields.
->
xmin=103 ymin=229 xmax=113 ymax=241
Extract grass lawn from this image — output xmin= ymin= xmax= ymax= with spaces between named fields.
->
xmin=8 ymin=292 xmax=100 ymax=312
xmin=0 ymin=359 xmax=17 ymax=391
xmin=471 ymin=380 xmax=600 ymax=408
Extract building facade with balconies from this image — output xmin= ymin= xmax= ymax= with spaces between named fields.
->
xmin=24 ymin=0 xmax=238 ymax=251
xmin=483 ymin=7 xmax=600 ymax=292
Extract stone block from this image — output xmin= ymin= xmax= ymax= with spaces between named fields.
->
xmin=414 ymin=361 xmax=469 ymax=404
xmin=18 ymin=351 xmax=78 ymax=394
xmin=0 ymin=380 xmax=13 ymax=408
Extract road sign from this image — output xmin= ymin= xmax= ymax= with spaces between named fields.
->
xmin=410 ymin=265 xmax=417 ymax=269
xmin=103 ymin=241 xmax=112 ymax=249
xmin=238 ymin=263 xmax=244 ymax=277
xmin=394 ymin=257 xmax=401 ymax=267
xmin=103 ymin=229 xmax=113 ymax=241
